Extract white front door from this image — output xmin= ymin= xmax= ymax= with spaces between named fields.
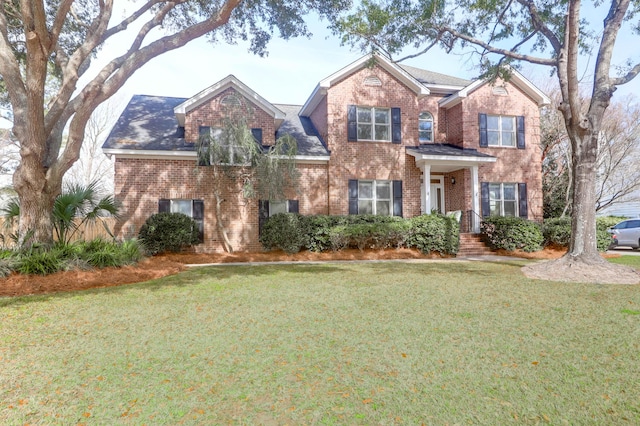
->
xmin=430 ymin=176 xmax=444 ymax=214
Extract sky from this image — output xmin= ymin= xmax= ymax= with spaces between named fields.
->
xmin=85 ymin=6 xmax=640 ymax=116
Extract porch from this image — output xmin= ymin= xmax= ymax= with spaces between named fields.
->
xmin=406 ymin=144 xmax=496 ymax=233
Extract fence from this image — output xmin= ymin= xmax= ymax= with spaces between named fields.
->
xmin=0 ymin=217 xmax=118 ymax=247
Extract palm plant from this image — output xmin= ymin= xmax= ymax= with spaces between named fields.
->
xmin=1 ymin=181 xmax=119 ymax=246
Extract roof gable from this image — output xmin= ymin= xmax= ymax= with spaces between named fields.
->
xmin=300 ymin=53 xmax=430 ymax=117
xmin=173 ymin=75 xmax=286 ymax=127
xmin=439 ymin=68 xmax=551 ymax=109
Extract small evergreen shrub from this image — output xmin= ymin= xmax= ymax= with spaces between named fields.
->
xmin=138 ymin=212 xmax=200 ymax=255
xmin=543 ymin=216 xmax=620 ymax=252
xmin=407 ymin=214 xmax=457 ymax=255
xmin=542 ymin=217 xmax=571 ymax=247
xmin=481 ymin=216 xmax=543 ymax=252
xmin=0 ymin=258 xmax=15 ymax=277
xmin=260 ymin=213 xmax=308 ymax=254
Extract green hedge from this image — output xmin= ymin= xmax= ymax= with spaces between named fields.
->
xmin=542 ymin=216 xmax=622 ymax=252
xmin=260 ymin=213 xmax=459 ymax=256
xmin=481 ymin=216 xmax=544 ymax=252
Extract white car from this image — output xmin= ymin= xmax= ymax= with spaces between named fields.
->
xmin=608 ymin=219 xmax=640 ymax=250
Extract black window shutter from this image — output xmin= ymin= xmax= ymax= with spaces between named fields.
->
xmin=481 ymin=183 xmax=490 ymax=217
xmin=258 ymin=200 xmax=269 ymax=235
xmin=347 ymin=105 xmax=357 ymax=142
xmin=288 ymin=200 xmax=299 ymax=214
xmin=518 ymin=183 xmax=528 ymax=218
xmin=393 ymin=180 xmax=403 ymax=217
xmin=158 ymin=199 xmax=170 ymax=213
xmin=391 ymin=107 xmax=401 ymax=144
xmin=192 ymin=200 xmax=205 ymax=243
xmin=516 ymin=116 xmax=526 ymax=149
xmin=479 ymin=114 xmax=488 ymax=148
xmin=348 ymin=180 xmax=358 ymax=215
xmin=251 ymin=128 xmax=263 ymax=144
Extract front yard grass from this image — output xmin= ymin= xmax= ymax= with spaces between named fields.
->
xmin=1 ymin=259 xmax=639 ymax=424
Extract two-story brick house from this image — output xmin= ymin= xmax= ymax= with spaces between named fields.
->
xmin=103 ymin=53 xmax=549 ymax=252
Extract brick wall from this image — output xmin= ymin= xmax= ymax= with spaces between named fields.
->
xmin=184 ymin=87 xmax=277 ymax=146
xmin=114 ymin=158 xmax=328 ymax=252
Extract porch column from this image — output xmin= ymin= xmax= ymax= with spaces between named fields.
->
xmin=471 ymin=165 xmax=480 ymax=233
xmin=421 ymin=163 xmax=431 ymax=214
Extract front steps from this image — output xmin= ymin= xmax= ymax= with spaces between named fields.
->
xmin=457 ymin=233 xmax=494 ymax=257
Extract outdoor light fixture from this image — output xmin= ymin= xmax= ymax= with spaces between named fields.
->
xmin=451 ymin=177 xmax=456 ymax=185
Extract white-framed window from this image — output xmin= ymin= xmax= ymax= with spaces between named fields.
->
xmin=419 ymin=112 xmax=434 ymax=143
xmin=358 ymin=180 xmax=392 ymax=216
xmin=198 ymin=125 xmax=249 ymax=165
xmin=487 ymin=115 xmax=516 ymax=147
xmin=488 ymin=183 xmax=518 ymax=216
xmin=357 ymin=107 xmax=391 ymax=142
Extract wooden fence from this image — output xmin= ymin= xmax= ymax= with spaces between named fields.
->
xmin=0 ymin=217 xmax=118 ymax=247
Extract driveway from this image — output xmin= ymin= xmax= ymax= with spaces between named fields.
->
xmin=607 ymin=247 xmax=640 ymax=256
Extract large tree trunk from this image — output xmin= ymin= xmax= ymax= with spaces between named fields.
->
xmin=12 ymin=162 xmax=60 ymax=247
xmin=566 ymin=132 xmax=603 ymax=262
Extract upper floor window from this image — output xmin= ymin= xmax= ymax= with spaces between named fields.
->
xmin=419 ymin=112 xmax=434 ymax=143
xmin=198 ymin=126 xmax=250 ymax=165
xmin=479 ymin=113 xmax=525 ymax=149
xmin=357 ymin=107 xmax=390 ymax=142
xmin=348 ymin=105 xmax=401 ymax=144
xmin=487 ymin=115 xmax=515 ymax=147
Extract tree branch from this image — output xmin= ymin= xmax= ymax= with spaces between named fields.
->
xmin=440 ymin=26 xmax=556 ymax=66
xmin=612 ymin=62 xmax=640 ymax=86
xmin=52 ymin=0 xmax=244 ymax=183
xmin=516 ymin=0 xmax=562 ymax=52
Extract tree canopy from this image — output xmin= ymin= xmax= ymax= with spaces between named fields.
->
xmin=0 ymin=0 xmax=347 ymax=246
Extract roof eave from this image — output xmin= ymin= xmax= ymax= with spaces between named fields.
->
xmin=173 ymin=75 xmax=286 ymax=125
xmin=299 ymin=53 xmax=429 ymax=117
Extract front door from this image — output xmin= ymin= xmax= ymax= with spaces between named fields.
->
xmin=430 ymin=177 xmax=444 ymax=214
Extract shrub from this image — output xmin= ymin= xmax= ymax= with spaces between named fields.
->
xmin=260 ymin=213 xmax=308 ymax=254
xmin=543 ymin=216 xmax=619 ymax=252
xmin=138 ymin=212 xmax=200 ymax=255
xmin=0 ymin=257 xmax=15 ymax=277
xmin=481 ymin=216 xmax=543 ymax=252
xmin=542 ymin=217 xmax=571 ymax=247
xmin=407 ymin=214 xmax=459 ymax=255
xmin=15 ymin=247 xmax=66 ymax=275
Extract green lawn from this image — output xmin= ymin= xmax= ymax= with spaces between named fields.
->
xmin=1 ymin=259 xmax=639 ymax=424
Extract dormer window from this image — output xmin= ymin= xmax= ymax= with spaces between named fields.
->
xmin=419 ymin=112 xmax=433 ymax=143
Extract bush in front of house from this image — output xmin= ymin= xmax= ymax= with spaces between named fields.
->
xmin=481 ymin=216 xmax=543 ymax=252
xmin=407 ymin=213 xmax=459 ymax=255
xmin=542 ymin=216 xmax=621 ymax=252
xmin=3 ymin=238 xmax=145 ymax=276
xmin=326 ymin=220 xmax=411 ymax=251
xmin=138 ymin=212 xmax=200 ymax=255
xmin=259 ymin=213 xmax=309 ymax=254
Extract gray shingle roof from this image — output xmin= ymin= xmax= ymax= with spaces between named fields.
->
xmin=273 ymin=104 xmax=328 ymax=157
xmin=103 ymin=95 xmax=193 ymax=151
xmin=103 ymin=96 xmax=328 ymax=157
xmin=399 ymin=64 xmax=472 ymax=87
xmin=407 ymin=144 xmax=494 ymax=158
